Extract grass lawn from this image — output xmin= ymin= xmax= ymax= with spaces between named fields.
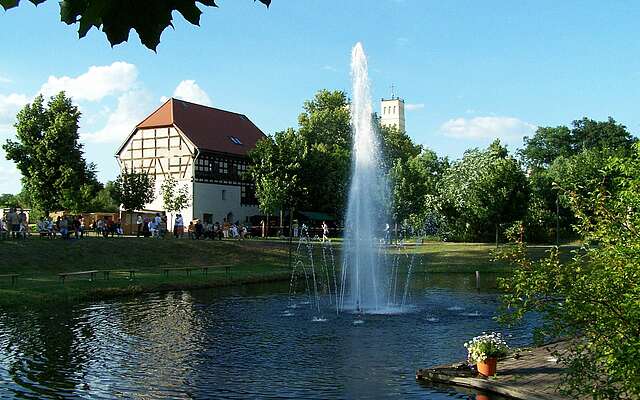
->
xmin=0 ymin=237 xmax=577 ymax=307
xmin=0 ymin=237 xmax=291 ymax=307
xmin=393 ymin=241 xmax=578 ymax=273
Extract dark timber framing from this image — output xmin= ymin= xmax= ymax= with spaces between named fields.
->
xmin=194 ymin=151 xmax=258 ymax=206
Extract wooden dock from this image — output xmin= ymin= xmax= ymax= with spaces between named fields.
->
xmin=417 ymin=341 xmax=584 ymax=400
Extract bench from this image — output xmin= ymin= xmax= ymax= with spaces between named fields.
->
xmin=58 ymin=270 xmax=99 ymax=283
xmin=161 ymin=267 xmax=196 ymax=277
xmin=200 ymin=265 xmax=232 ymax=278
xmin=0 ymin=274 xmax=19 ymax=286
xmin=101 ymin=269 xmax=138 ymax=280
xmin=162 ymin=265 xmax=231 ymax=277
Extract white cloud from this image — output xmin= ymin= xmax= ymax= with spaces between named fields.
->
xmin=171 ymin=80 xmax=212 ymax=106
xmin=396 ymin=37 xmax=409 ymax=46
xmin=0 ymin=160 xmax=21 ymax=194
xmin=0 ymin=75 xmax=12 ymax=84
xmin=0 ymin=93 xmax=29 ymax=129
xmin=322 ymin=65 xmax=337 ymax=72
xmin=405 ymin=103 xmax=424 ymax=111
xmin=81 ymin=89 xmax=154 ymax=143
xmin=39 ymin=62 xmax=138 ymax=102
xmin=440 ymin=116 xmax=536 ymax=141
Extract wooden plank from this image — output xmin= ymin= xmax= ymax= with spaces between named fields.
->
xmin=416 ymin=341 xmax=578 ymax=400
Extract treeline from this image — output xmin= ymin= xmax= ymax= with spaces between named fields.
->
xmin=0 ymin=92 xmax=140 ymax=220
xmin=250 ymin=89 xmax=637 ymax=243
xmin=1 ymin=93 xmax=120 ymax=219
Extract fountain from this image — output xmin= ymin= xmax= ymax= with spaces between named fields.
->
xmin=288 ymin=42 xmax=416 ymax=317
xmin=339 ymin=42 xmax=389 ymax=313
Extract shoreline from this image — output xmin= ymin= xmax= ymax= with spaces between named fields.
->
xmin=416 ymin=341 xmax=577 ymax=400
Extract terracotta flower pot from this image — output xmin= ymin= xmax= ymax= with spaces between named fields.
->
xmin=477 ymin=357 xmax=497 ymax=377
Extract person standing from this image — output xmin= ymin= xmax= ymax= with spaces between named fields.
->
xmin=73 ymin=215 xmax=81 ymax=239
xmin=195 ymin=219 xmax=204 ymax=240
xmin=293 ymin=220 xmax=299 ymax=238
xmin=223 ymin=218 xmax=230 ymax=239
xmin=18 ymin=209 xmax=27 ymax=238
xmin=384 ymin=223 xmax=391 ymax=245
xmin=214 ymin=221 xmax=222 ymax=240
xmin=136 ymin=214 xmax=143 ymax=237
xmin=174 ymin=213 xmax=184 ymax=238
xmin=7 ymin=208 xmax=19 ymax=239
xmin=321 ymin=221 xmax=329 ymax=243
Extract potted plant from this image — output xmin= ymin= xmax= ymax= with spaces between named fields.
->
xmin=464 ymin=332 xmax=509 ymax=377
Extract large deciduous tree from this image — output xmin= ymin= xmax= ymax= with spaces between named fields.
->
xmin=496 ymin=144 xmax=640 ymax=399
xmin=3 ymin=92 xmax=100 ymax=214
xmin=379 ymin=124 xmax=422 ymax=170
xmin=249 ymin=128 xmax=306 ymax=215
xmin=389 ymin=148 xmax=447 ymax=229
xmin=0 ymin=0 xmax=271 ymax=51
xmin=438 ymin=140 xmax=529 ymax=242
xmin=520 ymin=117 xmax=636 ymax=168
xmin=297 ymin=90 xmax=351 ymax=217
xmin=519 ymin=117 xmax=636 ymax=241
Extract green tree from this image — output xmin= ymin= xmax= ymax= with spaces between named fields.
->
xmin=0 ymin=193 xmax=20 ymax=208
xmin=389 ymin=148 xmax=447 ymax=227
xmin=379 ymin=124 xmax=422 ymax=169
xmin=520 ymin=117 xmax=635 ymax=168
xmin=297 ymin=90 xmax=351 ymax=217
xmin=160 ymin=175 xmax=191 ymax=226
xmin=520 ymin=126 xmax=573 ymax=168
xmin=90 ymin=181 xmax=119 ymax=212
xmin=438 ymin=140 xmax=529 ymax=241
xmin=249 ymin=128 xmax=306 ymax=214
xmin=520 ymin=117 xmax=636 ymax=241
xmin=3 ymin=92 xmax=100 ymax=214
xmin=496 ymin=144 xmax=640 ymax=399
xmin=113 ymin=169 xmax=155 ymax=215
xmin=1 ymin=0 xmax=271 ymax=50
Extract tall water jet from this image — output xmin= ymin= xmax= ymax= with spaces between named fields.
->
xmin=341 ymin=42 xmax=389 ymax=312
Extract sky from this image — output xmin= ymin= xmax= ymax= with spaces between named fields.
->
xmin=1 ymin=0 xmax=639 ymax=194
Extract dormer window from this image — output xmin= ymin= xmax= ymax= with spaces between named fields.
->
xmin=229 ymin=136 xmax=243 ymax=145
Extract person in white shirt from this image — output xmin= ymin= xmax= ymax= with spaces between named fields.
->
xmin=174 ymin=213 xmax=184 ymax=238
xmin=321 ymin=221 xmax=329 ymax=243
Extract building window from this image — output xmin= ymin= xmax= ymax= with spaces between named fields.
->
xmin=203 ymin=213 xmax=212 ymax=224
xmin=393 ymin=106 xmax=396 ymax=113
xmin=222 ymin=190 xmax=226 ymax=201
xmin=229 ymin=136 xmax=243 ymax=145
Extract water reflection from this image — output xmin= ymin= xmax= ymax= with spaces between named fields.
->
xmin=0 ymin=275 xmax=532 ymax=399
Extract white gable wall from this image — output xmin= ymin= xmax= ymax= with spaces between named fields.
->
xmin=192 ymin=182 xmax=260 ymax=224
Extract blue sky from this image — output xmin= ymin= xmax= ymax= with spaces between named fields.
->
xmin=1 ymin=0 xmax=639 ymax=194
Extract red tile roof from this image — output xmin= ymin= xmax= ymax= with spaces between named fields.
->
xmin=137 ymin=98 xmax=266 ymax=156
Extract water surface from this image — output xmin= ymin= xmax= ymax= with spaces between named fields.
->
xmin=0 ymin=274 xmax=535 ymax=399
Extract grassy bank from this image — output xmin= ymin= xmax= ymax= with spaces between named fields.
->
xmin=393 ymin=242 xmax=578 ymax=273
xmin=0 ymin=237 xmax=291 ymax=307
xmin=0 ymin=237 xmax=575 ymax=307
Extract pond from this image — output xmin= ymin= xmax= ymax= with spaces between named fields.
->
xmin=0 ymin=273 xmax=536 ymax=399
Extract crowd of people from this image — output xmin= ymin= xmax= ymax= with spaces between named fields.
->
xmin=0 ymin=207 xmax=29 ymax=239
xmin=1 ymin=208 xmax=333 ymax=242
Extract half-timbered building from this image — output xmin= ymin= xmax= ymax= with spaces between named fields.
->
xmin=115 ymin=98 xmax=265 ymax=227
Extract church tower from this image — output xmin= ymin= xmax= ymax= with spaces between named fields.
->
xmin=380 ymin=85 xmax=405 ymax=132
